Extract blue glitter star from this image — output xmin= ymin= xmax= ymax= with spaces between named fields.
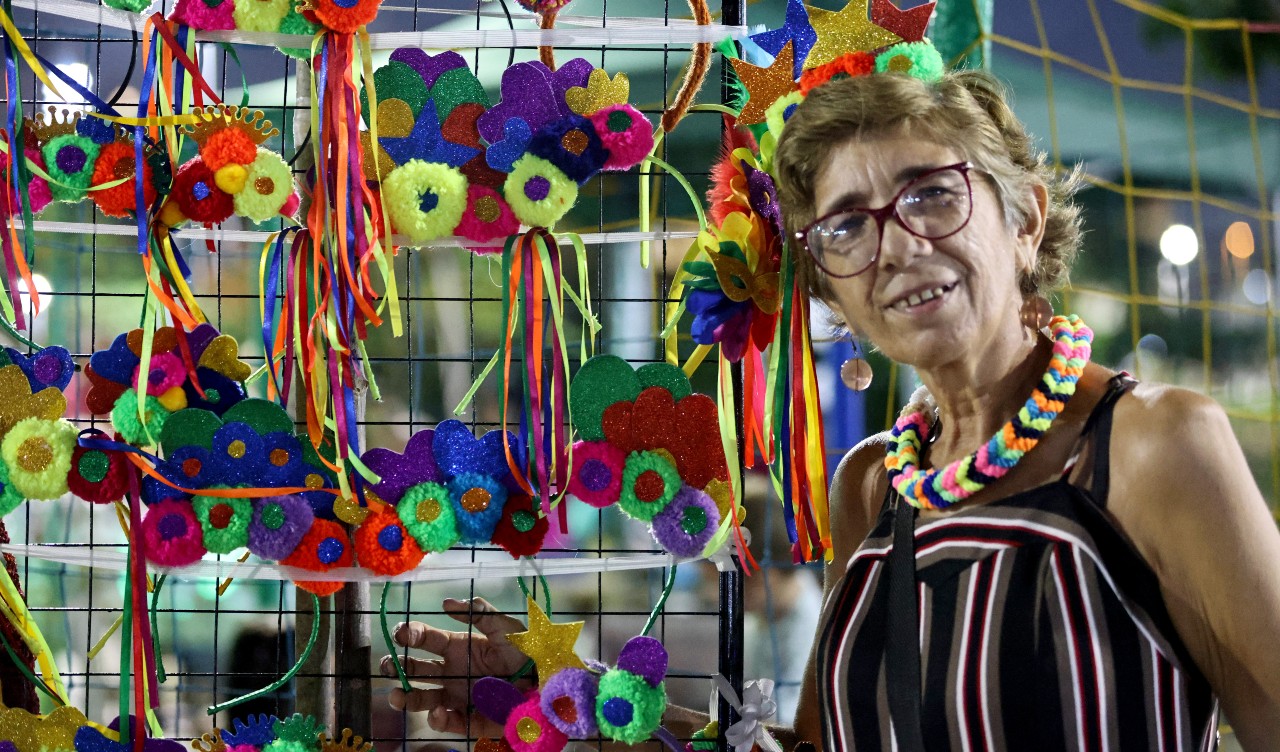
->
xmin=379 ymin=100 xmax=479 ymax=168
xmin=749 ymin=0 xmax=817 ymax=79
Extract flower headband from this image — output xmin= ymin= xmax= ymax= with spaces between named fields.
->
xmin=362 ymin=49 xmax=654 ymax=248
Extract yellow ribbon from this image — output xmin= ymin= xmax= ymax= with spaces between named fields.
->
xmin=0 ymin=566 xmax=69 ymax=705
xmin=88 ymin=112 xmax=200 ymax=127
xmin=0 ymin=5 xmax=64 ymax=100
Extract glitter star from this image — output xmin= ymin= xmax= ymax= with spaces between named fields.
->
xmin=505 ymin=598 xmax=587 ymax=678
xmin=379 ymin=100 xmax=480 ymax=169
xmin=749 ymin=0 xmax=817 ymax=80
xmin=730 ymin=42 xmax=799 ymax=125
xmin=870 ymin=0 xmax=935 ymax=43
xmin=803 ymin=0 xmax=901 ymax=69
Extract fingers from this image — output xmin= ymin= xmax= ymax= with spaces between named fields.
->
xmin=443 ymin=597 xmax=525 ymax=639
xmin=385 ymin=688 xmax=479 ymax=736
xmin=380 ymin=654 xmax=445 ymax=681
xmin=392 ymin=621 xmax=455 ymax=655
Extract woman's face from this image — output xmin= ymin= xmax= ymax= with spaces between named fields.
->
xmin=811 ymin=135 xmax=1039 ymax=371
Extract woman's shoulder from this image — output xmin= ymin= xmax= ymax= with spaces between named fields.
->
xmin=828 ymin=432 xmax=893 ymax=560
xmin=1110 ymin=380 xmax=1236 ymax=475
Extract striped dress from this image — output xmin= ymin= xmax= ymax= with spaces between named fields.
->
xmin=816 ymin=380 xmax=1219 ymax=751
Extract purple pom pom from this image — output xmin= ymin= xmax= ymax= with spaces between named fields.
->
xmin=248 ymin=494 xmax=314 ymax=561
xmin=650 ymin=485 xmax=720 ymax=558
xmin=540 ymin=667 xmax=599 ymax=738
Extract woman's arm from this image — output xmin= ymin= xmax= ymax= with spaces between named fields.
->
xmin=781 ymin=433 xmax=891 ymax=751
xmin=1109 ymin=385 xmax=1280 ymax=750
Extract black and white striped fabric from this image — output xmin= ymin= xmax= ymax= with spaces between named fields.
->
xmin=816 ymin=382 xmax=1219 ymax=751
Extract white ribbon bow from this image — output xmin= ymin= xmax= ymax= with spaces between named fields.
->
xmin=711 ymin=674 xmax=784 ymax=752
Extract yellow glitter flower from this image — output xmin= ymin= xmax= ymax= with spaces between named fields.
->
xmin=0 ymin=365 xmax=67 ymax=442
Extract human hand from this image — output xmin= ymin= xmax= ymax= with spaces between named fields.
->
xmin=380 ymin=597 xmax=531 ymax=736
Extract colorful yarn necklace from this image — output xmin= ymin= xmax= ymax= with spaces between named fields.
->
xmin=885 ymin=314 xmax=1093 ymax=511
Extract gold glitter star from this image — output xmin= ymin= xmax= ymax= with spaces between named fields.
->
xmin=729 ymin=42 xmax=799 ymax=125
xmin=803 ymin=0 xmax=901 ymax=69
xmin=506 ymin=597 xmax=587 ymax=678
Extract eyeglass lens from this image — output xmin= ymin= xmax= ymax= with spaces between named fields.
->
xmin=805 ymin=165 xmax=972 ymax=277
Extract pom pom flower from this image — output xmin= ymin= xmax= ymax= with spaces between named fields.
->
xmin=875 ymin=40 xmax=945 ymax=82
xmin=566 ymin=441 xmax=624 ymax=508
xmin=455 ymin=185 xmax=519 ymax=247
xmin=504 ymin=155 xmax=578 ymax=229
xmin=617 ymin=451 xmax=679 ymax=522
xmin=397 ymin=482 xmax=461 ymax=553
xmin=142 ymin=500 xmax=207 ymax=566
xmin=589 ymin=104 xmax=653 ymax=171
xmin=248 ymin=494 xmax=314 ymax=560
xmin=172 ymin=159 xmax=235 ymax=226
xmin=91 ymin=140 xmax=157 ymax=218
xmin=649 ymin=485 xmax=720 ymax=558
xmin=170 ymin=0 xmax=236 ymax=29
xmin=67 ymin=444 xmax=130 ymax=504
xmin=234 ymin=149 xmax=295 ymax=221
xmin=354 ymin=504 xmax=425 ymax=576
xmin=0 ymin=418 xmax=75 ymax=501
xmin=282 ymin=518 xmax=354 ymax=597
xmin=193 ymin=491 xmax=253 ymax=554
xmin=383 ymin=160 xmax=469 ymax=245
xmin=42 ymin=133 xmax=100 ymax=203
xmin=0 ymin=462 xmax=24 ymax=517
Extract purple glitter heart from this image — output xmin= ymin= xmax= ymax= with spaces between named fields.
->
xmin=187 ymin=323 xmax=221 ymax=362
xmin=361 ymin=429 xmax=442 ymax=504
xmin=615 ymin=635 xmax=667 ymax=686
xmin=549 ymin=58 xmax=595 ymax=117
xmin=472 ymin=676 xmax=526 ymax=724
xmin=477 ymin=61 xmax=559 ymax=144
xmin=389 ymin=48 xmax=467 ymax=90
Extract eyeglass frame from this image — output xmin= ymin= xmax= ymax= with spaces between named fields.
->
xmin=793 ymin=161 xmax=978 ymax=279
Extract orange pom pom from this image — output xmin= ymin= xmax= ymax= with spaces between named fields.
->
xmin=90 ymin=141 xmax=157 ymax=218
xmin=200 ymin=128 xmax=258 ymax=172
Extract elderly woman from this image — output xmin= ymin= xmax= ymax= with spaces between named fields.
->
xmin=382 ymin=69 xmax=1280 ymax=750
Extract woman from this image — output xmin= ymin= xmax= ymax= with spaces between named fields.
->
xmin=383 ymin=70 xmax=1280 ymax=750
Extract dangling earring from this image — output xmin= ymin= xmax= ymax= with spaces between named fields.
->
xmin=1020 ymin=295 xmax=1053 ymax=333
xmin=840 ymin=338 xmax=873 ymax=391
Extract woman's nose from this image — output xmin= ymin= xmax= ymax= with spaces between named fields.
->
xmin=875 ymin=216 xmax=933 ymax=271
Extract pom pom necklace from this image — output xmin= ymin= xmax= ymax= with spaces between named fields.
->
xmin=885 ymin=314 xmax=1093 ymax=511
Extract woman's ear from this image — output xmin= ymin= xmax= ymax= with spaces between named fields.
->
xmin=1014 ymin=181 xmax=1049 ymax=275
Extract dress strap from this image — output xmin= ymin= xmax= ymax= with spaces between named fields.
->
xmin=1073 ymin=372 xmax=1138 ymax=508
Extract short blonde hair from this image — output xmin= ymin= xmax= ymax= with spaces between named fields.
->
xmin=773 ymin=69 xmax=1082 ymax=302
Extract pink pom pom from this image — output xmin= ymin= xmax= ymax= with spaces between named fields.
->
xmin=170 ymin=0 xmax=235 ymax=30
xmin=142 ymin=500 xmax=207 ymax=566
xmin=23 ymin=148 xmax=53 ymax=214
xmin=505 ymin=694 xmax=568 ymax=752
xmin=280 ymin=190 xmax=300 ymax=218
xmin=455 ymin=184 xmax=519 ymax=251
xmin=133 ymin=352 xmax=186 ymax=395
xmin=590 ymin=104 xmax=653 ymax=171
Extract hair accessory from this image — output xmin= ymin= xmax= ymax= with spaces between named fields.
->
xmin=567 ymin=354 xmax=740 ymax=560
xmin=0 ymin=359 xmax=84 ymax=514
xmin=362 ymin=50 xmax=653 ymax=247
xmin=887 ymin=315 xmax=1093 ymax=510
xmin=710 ymin=675 xmax=783 ymax=752
xmin=358 ymin=420 xmax=548 ymax=560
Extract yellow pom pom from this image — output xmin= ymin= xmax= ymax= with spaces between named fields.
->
xmin=158 ymin=200 xmax=187 ymax=227
xmin=157 ymin=387 xmax=188 ymax=412
xmin=215 ymin=164 xmax=249 ymax=195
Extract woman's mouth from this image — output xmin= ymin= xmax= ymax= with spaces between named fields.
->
xmin=888 ymin=281 xmax=958 ymax=312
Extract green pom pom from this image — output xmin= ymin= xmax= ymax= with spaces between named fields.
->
xmin=398 ymin=482 xmax=461 ymax=553
xmin=235 ymin=149 xmax=295 ymax=222
xmin=503 ymin=155 xmax=578 ymax=229
xmin=273 ymin=713 xmax=326 ymax=745
xmin=569 ymin=354 xmax=642 ymax=441
xmin=635 ymin=363 xmax=692 ymax=401
xmin=0 ymin=457 xmax=28 ymax=516
xmin=42 ymin=134 xmax=101 ymax=203
xmin=383 ymin=160 xmax=469 ymax=245
xmin=263 ymin=740 xmax=314 ymax=752
xmin=111 ymin=389 xmax=170 ymax=447
xmin=595 ymin=670 xmax=666 ymax=744
xmin=234 ymin=0 xmax=290 ymax=31
xmin=102 ymin=0 xmax=152 ymax=13
xmin=222 ymin=398 xmax=295 ymax=435
xmin=875 ymin=40 xmax=945 ymax=82
xmin=617 ymin=451 xmax=679 ymax=522
xmin=278 ymin=8 xmax=320 ymax=59
xmin=0 ymin=418 xmax=75 ymax=501
xmin=193 ymin=491 xmax=253 ymax=554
